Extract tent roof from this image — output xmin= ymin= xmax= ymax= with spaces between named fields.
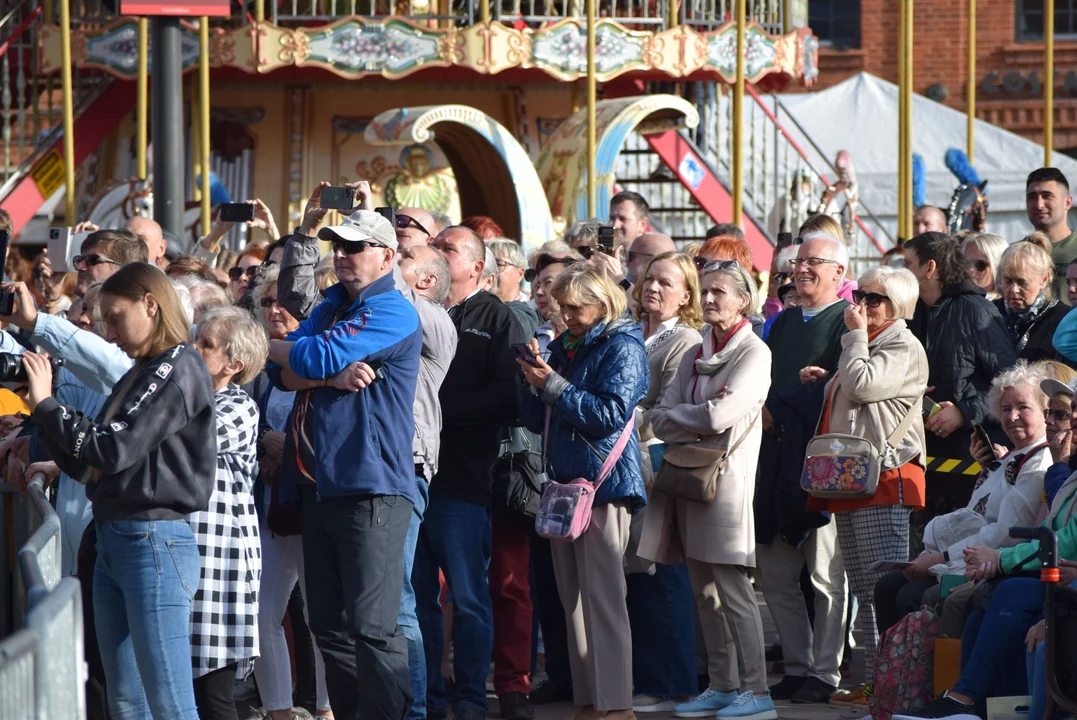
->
xmin=774 ymin=72 xmax=1077 ymax=230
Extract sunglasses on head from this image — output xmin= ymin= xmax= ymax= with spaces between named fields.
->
xmin=852 ymin=290 xmax=890 ymax=308
xmin=228 ymin=265 xmax=259 ymax=282
xmin=395 ymin=213 xmax=431 ymax=237
xmin=74 ymin=253 xmax=120 ymax=268
xmin=702 ymin=259 xmax=741 ymax=273
xmin=331 ymin=238 xmax=385 ymax=255
xmin=525 ymin=254 xmax=580 ymax=282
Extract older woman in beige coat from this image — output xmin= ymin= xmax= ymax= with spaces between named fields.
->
xmin=819 ymin=266 xmax=928 ymax=709
xmin=639 ymin=260 xmax=775 ymax=720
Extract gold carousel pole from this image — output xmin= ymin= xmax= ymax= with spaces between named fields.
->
xmin=966 ymin=0 xmax=975 ymax=164
xmin=732 ymin=0 xmax=745 ymax=227
xmin=59 ymin=0 xmax=76 ymax=222
xmin=254 ymin=0 xmax=264 ymax=22
xmin=1045 ymin=0 xmax=1055 ymax=166
xmin=586 ymin=0 xmax=596 ymax=217
xmin=137 ymin=18 xmax=148 ymax=180
xmin=904 ymin=0 xmax=914 ymax=239
xmin=199 ymin=18 xmax=211 ymax=233
xmin=898 ymin=0 xmax=907 ymax=239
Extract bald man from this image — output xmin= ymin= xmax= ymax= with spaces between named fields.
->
xmin=913 ymin=206 xmax=948 ymax=236
xmin=396 ymin=207 xmax=437 ymax=251
xmin=125 ymin=215 xmax=168 ymax=268
xmin=626 ymin=231 xmax=676 ymax=284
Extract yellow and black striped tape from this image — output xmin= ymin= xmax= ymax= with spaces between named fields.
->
xmin=924 ymin=456 xmax=982 ymax=475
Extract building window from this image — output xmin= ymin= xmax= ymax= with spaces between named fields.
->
xmin=809 ymin=0 xmax=861 ymax=49
xmin=1017 ymin=0 xmax=1077 ymax=41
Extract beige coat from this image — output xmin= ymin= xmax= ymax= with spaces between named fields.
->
xmin=821 ymin=321 xmax=929 ymax=471
xmin=637 ymin=323 xmax=705 ymax=443
xmin=638 ymin=323 xmax=772 ymax=567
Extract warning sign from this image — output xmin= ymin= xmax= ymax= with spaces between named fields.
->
xmin=31 ymin=150 xmax=65 ymax=200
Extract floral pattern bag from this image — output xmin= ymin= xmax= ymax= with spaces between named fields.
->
xmin=800 ymin=378 xmax=921 ymax=499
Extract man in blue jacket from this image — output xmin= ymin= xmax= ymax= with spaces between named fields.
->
xmin=267 ymin=201 xmax=423 ymax=720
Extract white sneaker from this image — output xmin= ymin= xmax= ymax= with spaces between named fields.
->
xmin=632 ymin=694 xmax=683 ymax=713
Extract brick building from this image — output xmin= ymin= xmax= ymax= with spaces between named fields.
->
xmin=809 ymin=0 xmax=1077 ymax=153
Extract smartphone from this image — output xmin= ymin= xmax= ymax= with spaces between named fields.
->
xmin=597 ymin=225 xmax=615 ymax=255
xmin=972 ymin=424 xmax=993 ymax=449
xmin=219 ymin=202 xmax=255 ymax=223
xmin=320 ymin=186 xmax=355 ymax=211
xmin=922 ymin=396 xmax=942 ymax=420
xmin=375 ymin=206 xmax=395 ymax=225
xmin=367 ymin=360 xmax=386 ymax=385
xmin=48 ymin=227 xmax=78 ymax=273
xmin=512 ymin=343 xmax=541 ymax=367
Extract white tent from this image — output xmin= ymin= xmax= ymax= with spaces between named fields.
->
xmin=773 ymin=72 xmax=1077 ymax=246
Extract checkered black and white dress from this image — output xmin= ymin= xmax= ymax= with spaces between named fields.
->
xmin=187 ymin=384 xmax=262 ymax=679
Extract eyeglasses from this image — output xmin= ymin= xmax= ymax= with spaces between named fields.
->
xmin=852 ymin=290 xmax=891 ymax=308
xmin=73 ymin=253 xmax=120 ymax=268
xmin=259 ymin=296 xmax=282 ymax=308
xmin=228 ymin=265 xmax=260 ymax=282
xmin=395 ymin=213 xmax=431 ymax=237
xmin=970 ymin=259 xmax=990 ymax=273
xmin=495 ymin=259 xmax=519 ymax=271
xmin=331 ymin=239 xmax=384 ymax=255
xmin=1045 ymin=408 xmax=1071 ymax=423
xmin=789 ymin=257 xmax=839 ymax=268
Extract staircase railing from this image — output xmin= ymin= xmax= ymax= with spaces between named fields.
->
xmin=689 ymin=79 xmax=894 ymax=270
xmin=0 ymin=0 xmax=113 ymax=203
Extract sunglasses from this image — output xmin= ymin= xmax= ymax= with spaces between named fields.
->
xmin=259 ymin=296 xmax=281 ymax=308
xmin=73 ymin=253 xmax=120 ymax=268
xmin=702 ymin=259 xmax=741 ymax=274
xmin=1045 ymin=408 xmax=1071 ymax=423
xmin=692 ymin=255 xmax=709 ymax=270
xmin=852 ymin=290 xmax=890 ymax=308
xmin=526 ymin=254 xmax=580 ymax=282
xmin=970 ymin=259 xmax=990 ymax=273
xmin=575 ymin=245 xmax=596 ymax=260
xmin=395 ymin=213 xmax=431 ymax=237
xmin=228 ymin=265 xmax=259 ymax=282
xmin=331 ymin=239 xmax=385 ymax=255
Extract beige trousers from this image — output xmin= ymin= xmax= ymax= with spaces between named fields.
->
xmin=756 ymin=521 xmax=848 ymax=687
xmin=685 ymin=560 xmax=769 ymax=694
xmin=550 ymin=502 xmax=633 ymax=711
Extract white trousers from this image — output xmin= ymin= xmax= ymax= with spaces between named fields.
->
xmin=253 ymin=525 xmax=330 ymax=712
xmin=757 ymin=521 xmax=848 ymax=687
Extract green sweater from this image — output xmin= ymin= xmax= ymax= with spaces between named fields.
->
xmin=1000 ymin=482 xmax=1077 ymax=573
xmin=765 ymin=301 xmax=851 ymax=396
xmin=1051 ymin=230 xmax=1077 ymax=306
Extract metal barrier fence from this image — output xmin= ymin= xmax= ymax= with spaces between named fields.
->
xmin=0 ymin=474 xmax=87 ymax=720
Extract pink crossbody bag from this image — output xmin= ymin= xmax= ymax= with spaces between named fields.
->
xmin=534 ymin=406 xmax=636 ymax=542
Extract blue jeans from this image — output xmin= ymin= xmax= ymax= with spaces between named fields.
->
xmin=626 ymin=562 xmax=697 ymax=697
xmin=1028 ymin=639 xmax=1048 ymax=720
xmin=94 ymin=519 xmax=201 ymax=720
xmin=954 ymin=578 xmax=1044 ymax=704
xmin=413 ymin=492 xmax=493 ymax=715
xmin=400 ymin=477 xmax=430 ymax=720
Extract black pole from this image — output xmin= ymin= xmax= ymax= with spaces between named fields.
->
xmin=151 ymin=17 xmax=184 ymax=237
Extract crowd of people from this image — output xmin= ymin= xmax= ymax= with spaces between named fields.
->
xmin=5 ymin=166 xmax=1077 ymax=720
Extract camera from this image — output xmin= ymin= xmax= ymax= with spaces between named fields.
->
xmin=0 ymin=353 xmax=64 ymax=384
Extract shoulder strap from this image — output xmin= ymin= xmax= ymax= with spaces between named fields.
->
xmin=724 ymin=413 xmax=759 ymax=459
xmin=885 ymin=395 xmax=923 ymax=450
xmin=594 ymin=414 xmax=636 ymax=489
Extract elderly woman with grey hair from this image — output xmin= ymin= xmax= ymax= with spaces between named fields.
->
xmin=488 ymin=238 xmax=529 ymax=304
xmin=813 ymin=266 xmax=929 ymax=705
xmin=638 ymin=260 xmax=775 ymax=719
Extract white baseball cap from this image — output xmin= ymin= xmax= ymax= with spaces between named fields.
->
xmin=1041 ymin=376 xmax=1077 ymax=400
xmin=318 ymin=209 xmax=397 ymax=250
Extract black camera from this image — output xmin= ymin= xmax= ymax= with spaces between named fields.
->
xmin=0 ymin=353 xmax=64 ymax=384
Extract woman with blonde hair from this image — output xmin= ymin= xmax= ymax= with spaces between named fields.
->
xmin=517 ymin=263 xmax=648 ymax=720
xmin=23 ymin=262 xmax=216 ymax=719
xmin=638 ymin=260 xmax=775 ymax=720
xmin=994 ymin=233 xmax=1069 ymax=362
xmin=627 ymin=251 xmax=705 ymax=712
xmin=961 ymin=232 xmax=1007 ymax=300
xmin=814 ymin=266 xmax=929 ymax=709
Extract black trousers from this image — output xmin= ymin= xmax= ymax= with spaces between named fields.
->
xmin=300 ymin=487 xmax=413 ymax=720
xmin=194 ymin=662 xmax=240 ymax=720
xmin=287 ymin=581 xmax=320 ymax=712
xmin=529 ymin=530 xmax=571 ymax=690
xmin=78 ymin=523 xmax=110 ymax=720
xmin=873 ymin=569 xmax=938 ymax=636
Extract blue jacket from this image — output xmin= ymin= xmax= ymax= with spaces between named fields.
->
xmin=518 ymin=313 xmax=649 ymax=511
xmin=267 ymin=272 xmax=422 ymax=501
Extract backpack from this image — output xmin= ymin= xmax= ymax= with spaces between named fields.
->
xmin=870 ymin=608 xmax=942 ymax=720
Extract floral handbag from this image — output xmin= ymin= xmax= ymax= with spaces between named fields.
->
xmin=800 ymin=380 xmax=921 ymax=499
